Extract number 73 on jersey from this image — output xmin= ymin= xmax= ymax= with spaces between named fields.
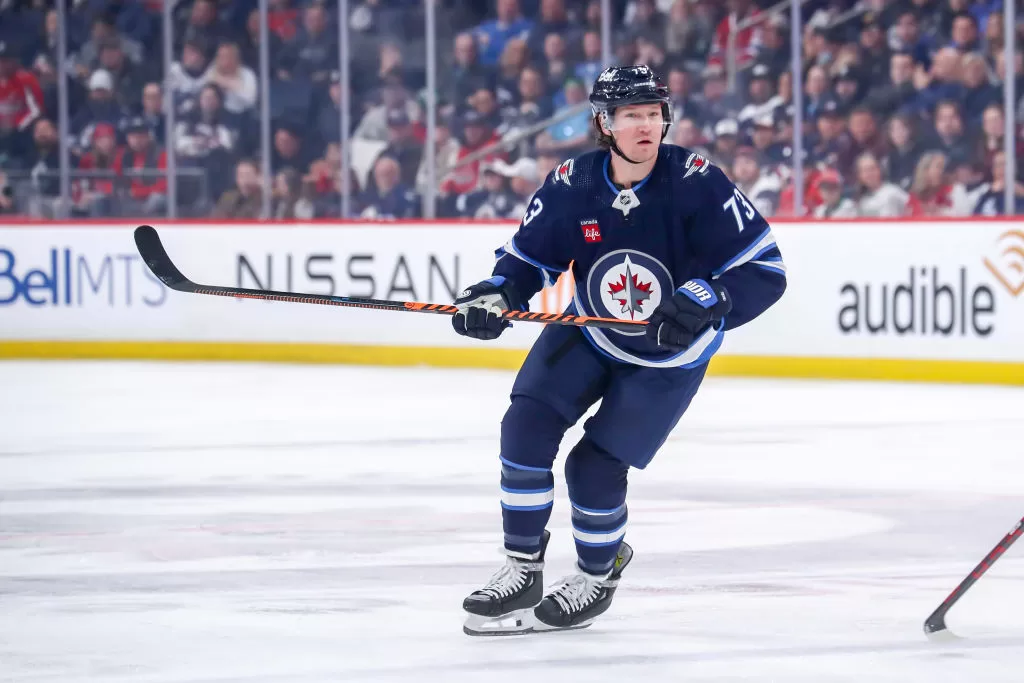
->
xmin=723 ymin=188 xmax=756 ymax=232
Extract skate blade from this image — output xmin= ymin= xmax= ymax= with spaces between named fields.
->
xmin=533 ymin=618 xmax=594 ymax=633
xmin=463 ymin=609 xmax=536 ymax=636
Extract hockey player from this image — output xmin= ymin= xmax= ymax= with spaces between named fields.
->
xmin=453 ymin=65 xmax=787 ymax=636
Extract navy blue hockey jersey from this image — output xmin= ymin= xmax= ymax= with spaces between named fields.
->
xmin=492 ymin=145 xmax=787 ymax=368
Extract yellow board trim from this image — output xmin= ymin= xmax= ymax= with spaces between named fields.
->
xmin=2 ymin=341 xmax=1024 ymax=385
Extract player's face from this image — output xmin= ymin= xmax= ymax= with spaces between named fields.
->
xmin=608 ymin=103 xmax=663 ymax=162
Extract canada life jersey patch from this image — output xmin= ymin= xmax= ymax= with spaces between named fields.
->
xmin=584 ymin=250 xmax=673 ymax=336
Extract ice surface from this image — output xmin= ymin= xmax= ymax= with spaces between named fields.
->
xmin=1 ymin=360 xmax=1023 ymax=682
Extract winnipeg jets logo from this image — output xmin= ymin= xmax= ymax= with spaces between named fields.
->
xmin=583 ymin=252 xmax=670 ymax=334
xmin=607 ymin=257 xmax=653 ymax=318
xmin=684 ymin=152 xmax=711 ymax=179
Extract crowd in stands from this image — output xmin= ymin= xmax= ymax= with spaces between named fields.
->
xmin=0 ymin=0 xmax=1021 ymax=220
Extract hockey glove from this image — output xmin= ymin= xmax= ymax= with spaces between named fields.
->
xmin=452 ymin=276 xmax=523 ymax=340
xmin=646 ymin=279 xmax=731 ymax=352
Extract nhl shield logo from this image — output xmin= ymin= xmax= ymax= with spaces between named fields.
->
xmin=585 ymin=250 xmax=673 ymax=335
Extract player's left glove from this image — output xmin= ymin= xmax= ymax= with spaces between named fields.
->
xmin=646 ymin=279 xmax=731 ymax=351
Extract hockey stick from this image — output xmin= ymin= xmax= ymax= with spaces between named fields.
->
xmin=133 ymin=225 xmax=646 ymax=332
xmin=924 ymin=515 xmax=1024 ymax=642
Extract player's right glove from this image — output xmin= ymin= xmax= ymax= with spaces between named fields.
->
xmin=646 ymin=279 xmax=731 ymax=351
xmin=452 ymin=276 xmax=523 ymax=340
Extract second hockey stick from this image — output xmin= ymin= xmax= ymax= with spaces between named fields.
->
xmin=924 ymin=515 xmax=1023 ymax=641
xmin=134 ymin=225 xmax=646 ymax=332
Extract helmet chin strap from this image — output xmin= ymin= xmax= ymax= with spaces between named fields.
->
xmin=610 ymin=136 xmax=645 ymax=165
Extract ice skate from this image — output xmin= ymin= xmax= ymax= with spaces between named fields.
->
xmin=533 ymin=541 xmax=633 ymax=632
xmin=462 ymin=530 xmax=550 ymax=636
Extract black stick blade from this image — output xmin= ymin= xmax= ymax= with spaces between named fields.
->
xmin=134 ymin=225 xmax=191 ymax=290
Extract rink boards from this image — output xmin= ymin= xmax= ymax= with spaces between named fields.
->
xmin=1 ymin=218 xmax=1024 ymax=384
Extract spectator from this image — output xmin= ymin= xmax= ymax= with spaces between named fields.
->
xmin=494 ymin=38 xmax=530 ymax=107
xmin=930 ymin=99 xmax=972 ymax=162
xmin=665 ymin=0 xmax=714 ymax=66
xmin=737 ymin=63 xmax=777 ymax=130
xmin=907 ymin=151 xmax=955 ymax=216
xmin=976 ymin=103 xmax=1010 ymax=170
xmin=446 ymin=32 xmax=495 ymax=111
xmin=272 ymin=123 xmax=313 ymax=175
xmin=666 ymin=66 xmax=702 ymax=124
xmin=888 ymin=11 xmax=932 ymax=68
xmin=625 ymin=0 xmax=663 ymax=36
xmin=139 ymin=83 xmax=166 ymax=145
xmin=212 ymin=159 xmax=264 ymax=218
xmin=285 ymin=2 xmax=338 ymax=84
xmin=0 ymin=40 xmax=45 ymax=167
xmin=354 ymin=73 xmax=419 ymax=143
xmin=948 ymin=155 xmax=990 ymax=215
xmin=271 ymin=168 xmax=314 ymax=219
xmin=535 ymin=79 xmax=591 ymax=157
xmin=750 ymin=115 xmax=786 ymax=166
xmin=114 ymin=116 xmax=168 ymax=217
xmin=179 ymin=0 xmax=227 ymax=60
xmin=807 ymin=99 xmax=852 ymax=171
xmin=853 ymin=151 xmax=909 ymax=217
xmin=575 ymin=31 xmax=604 ymax=90
xmin=802 ymin=65 xmax=832 ymax=121
xmin=74 ymin=121 xmax=119 ymax=217
xmin=541 ymin=33 xmax=572 ymax=96
xmin=671 ymin=116 xmax=710 ymax=157
xmin=167 ymin=37 xmax=211 ymax=109
xmin=27 ymin=118 xmax=62 ymax=216
xmin=440 ymin=110 xmax=504 ymax=197
xmin=378 ymin=107 xmax=424 ymax=190
xmin=974 ymin=150 xmax=1024 ymax=215
xmin=455 ymin=160 xmax=518 ymax=218
xmin=70 ymin=15 xmax=144 ymax=77
xmin=812 ymin=168 xmax=858 ymax=218
xmin=239 ymin=8 xmax=287 ymax=77
xmin=948 ymin=12 xmax=980 ymax=54
xmin=31 ymin=9 xmax=60 ymax=114
xmin=71 ymin=70 xmax=130 ymax=154
xmin=693 ymin=64 xmax=740 ymax=134
xmin=503 ymin=66 xmax=553 ymax=140
xmin=913 ymin=47 xmax=965 ymax=114
xmin=883 ymin=113 xmax=923 ymax=190
xmin=360 ymin=155 xmax=420 ymax=219
xmin=842 ymin=108 xmax=887 ymax=178
xmin=415 ymin=114 xmax=460 ymax=201
xmin=175 ymin=83 xmax=239 ymax=202
xmin=504 ymin=157 xmax=540 ymax=217
xmin=203 ymin=42 xmax=258 ymax=115
xmin=473 ymin=0 xmax=534 ymax=67
xmin=635 ymin=30 xmax=670 ymax=77
xmin=833 ymin=65 xmax=864 ymax=114
xmin=96 ymin=38 xmax=146 ymax=111
xmin=528 ymin=0 xmax=573 ymax=58
xmin=710 ymin=118 xmax=739 ymax=170
xmin=467 ymin=85 xmax=505 ymax=132
xmin=865 ymin=51 xmax=919 ymax=119
xmin=858 ymin=13 xmax=891 ymax=87
xmin=708 ymin=0 xmax=764 ymax=69
xmin=960 ymin=52 xmax=998 ymax=124
xmin=730 ymin=146 xmax=780 ymax=216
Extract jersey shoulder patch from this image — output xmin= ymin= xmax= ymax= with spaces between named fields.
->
xmin=683 ymin=151 xmax=712 ymax=179
xmin=553 ymin=157 xmax=575 ymax=186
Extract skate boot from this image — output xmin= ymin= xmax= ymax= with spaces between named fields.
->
xmin=534 ymin=541 xmax=633 ymax=631
xmin=462 ymin=530 xmax=550 ymax=636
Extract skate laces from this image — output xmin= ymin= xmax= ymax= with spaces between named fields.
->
xmin=549 ymin=573 xmax=602 ymax=615
xmin=479 ymin=558 xmax=531 ymax=599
